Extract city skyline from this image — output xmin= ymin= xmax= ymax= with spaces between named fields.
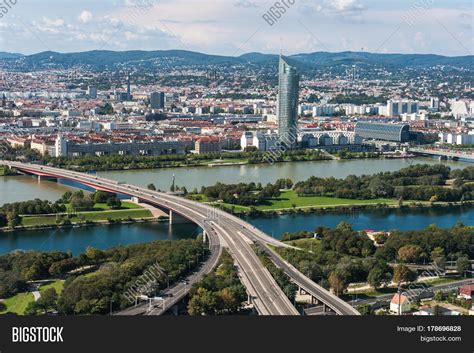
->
xmin=0 ymin=0 xmax=471 ymax=56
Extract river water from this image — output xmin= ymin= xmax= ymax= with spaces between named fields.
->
xmin=0 ymin=157 xmax=468 ymax=204
xmin=0 ymin=157 xmax=472 ymax=254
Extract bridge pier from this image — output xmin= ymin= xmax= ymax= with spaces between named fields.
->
xmin=37 ymin=175 xmax=57 ymax=182
xmin=169 ymin=210 xmax=192 ymax=225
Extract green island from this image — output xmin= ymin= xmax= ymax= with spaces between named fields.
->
xmin=0 ymin=190 xmax=155 ymax=231
xmin=185 ymin=164 xmax=474 ymax=215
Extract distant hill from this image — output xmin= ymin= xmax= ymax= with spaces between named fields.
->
xmin=0 ymin=52 xmax=23 ymax=60
xmin=0 ymin=49 xmax=472 ymax=71
xmin=11 ymin=50 xmax=241 ymax=69
xmin=289 ymin=51 xmax=474 ymax=69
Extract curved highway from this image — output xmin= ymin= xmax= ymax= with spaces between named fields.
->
xmin=1 ymin=160 xmax=359 ymax=315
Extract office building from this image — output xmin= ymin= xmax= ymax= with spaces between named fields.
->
xmin=386 ymin=100 xmax=419 ymax=117
xmin=277 ymin=56 xmax=299 ymax=148
xmin=87 ymin=85 xmax=97 ymax=99
xmin=195 ymin=136 xmax=221 ymax=154
xmin=150 ymin=92 xmax=165 ymax=110
xmin=355 ymin=122 xmax=411 ymax=142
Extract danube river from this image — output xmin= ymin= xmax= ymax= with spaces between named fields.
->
xmin=0 ymin=157 xmax=473 ymax=254
xmin=0 ymin=157 xmax=469 ymax=204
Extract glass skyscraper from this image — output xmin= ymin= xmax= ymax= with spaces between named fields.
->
xmin=277 ymin=56 xmax=299 ymax=148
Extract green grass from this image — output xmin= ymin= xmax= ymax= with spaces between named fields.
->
xmin=65 ymin=201 xmax=142 ymax=212
xmin=201 ymin=158 xmax=248 ymax=165
xmin=419 ymin=277 xmax=463 ymax=286
xmin=21 ymin=209 xmax=153 ymax=226
xmin=284 ymin=238 xmax=322 ymax=251
xmin=257 ymin=191 xmax=396 ymax=210
xmin=205 ymin=190 xmax=397 ymax=213
xmin=349 ymin=287 xmax=398 ymax=298
xmin=39 ymin=280 xmax=65 ymax=295
xmin=0 ymin=292 xmax=34 ymax=315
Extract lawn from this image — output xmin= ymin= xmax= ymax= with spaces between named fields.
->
xmin=21 ymin=209 xmax=153 ymax=226
xmin=257 ymin=191 xmax=396 ymax=210
xmin=65 ymin=201 xmax=142 ymax=212
xmin=0 ymin=292 xmax=34 ymax=315
xmin=284 ymin=238 xmax=322 ymax=252
xmin=348 ymin=287 xmax=398 ymax=298
xmin=39 ymin=280 xmax=65 ymax=295
xmin=207 ymin=190 xmax=397 ymax=212
xmin=419 ymin=277 xmax=463 ymax=286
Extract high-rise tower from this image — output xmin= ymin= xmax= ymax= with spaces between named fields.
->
xmin=126 ymin=73 xmax=131 ymax=101
xmin=277 ymin=56 xmax=299 ymax=148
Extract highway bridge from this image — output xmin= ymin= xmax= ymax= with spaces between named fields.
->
xmin=409 ymin=147 xmax=474 ymax=162
xmin=1 ymin=160 xmax=359 ymax=316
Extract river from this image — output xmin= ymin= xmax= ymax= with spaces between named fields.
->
xmin=0 ymin=157 xmax=469 ymax=204
xmin=0 ymin=157 xmax=473 ymax=255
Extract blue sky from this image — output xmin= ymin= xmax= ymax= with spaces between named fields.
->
xmin=0 ymin=0 xmax=472 ymax=56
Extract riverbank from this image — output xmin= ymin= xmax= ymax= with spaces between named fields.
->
xmin=0 ymin=200 xmax=161 ymax=234
xmin=38 ymin=149 xmax=381 ymax=172
xmin=200 ymin=189 xmax=474 ymax=217
xmin=0 ymin=216 xmax=168 ymax=234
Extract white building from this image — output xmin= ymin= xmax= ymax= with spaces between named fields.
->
xmin=450 ymin=99 xmax=473 ymax=119
xmin=386 ymin=100 xmax=419 ymax=117
xmin=390 ymin=294 xmax=411 ymax=314
xmin=401 ymin=112 xmax=427 ymax=122
xmin=438 ymin=132 xmax=474 ymax=145
xmin=240 ymin=131 xmax=279 ymax=151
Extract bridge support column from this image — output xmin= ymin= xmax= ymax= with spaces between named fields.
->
xmin=169 ymin=210 xmax=191 ymax=225
xmin=37 ymin=175 xmax=57 ymax=182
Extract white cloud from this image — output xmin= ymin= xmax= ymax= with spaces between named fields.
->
xmin=42 ymin=17 xmax=65 ymax=27
xmin=329 ymin=0 xmax=363 ymax=12
xmin=78 ymin=10 xmax=93 ymax=24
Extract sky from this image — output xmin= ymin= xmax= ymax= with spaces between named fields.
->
xmin=0 ymin=0 xmax=472 ymax=56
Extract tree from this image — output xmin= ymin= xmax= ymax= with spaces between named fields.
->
xmin=85 ymin=247 xmax=105 ymax=265
xmin=106 ymin=197 xmax=122 ymax=209
xmin=0 ymin=212 xmax=7 ymax=227
xmin=328 ymin=270 xmax=348 ymax=296
xmin=188 ymin=287 xmax=217 ymax=315
xmin=368 ymin=177 xmax=394 ymax=198
xmin=367 ymin=264 xmax=391 ymax=289
xmin=26 ymin=288 xmax=58 ymax=315
xmin=217 ymin=287 xmax=240 ymax=313
xmin=93 ymin=191 xmax=112 ymax=204
xmin=6 ymin=211 xmax=21 ymax=228
xmin=456 ymin=256 xmax=470 ymax=277
xmin=397 ymin=245 xmax=422 ymax=263
xmin=393 ymin=265 xmax=417 ymax=284
xmin=431 ymin=247 xmax=446 ymax=270
xmin=70 ymin=191 xmax=94 ymax=211
xmin=147 ymin=183 xmax=156 ymax=191
xmin=434 ymin=290 xmax=443 ymax=302
xmin=357 ymin=304 xmax=374 ymax=315
xmin=335 ymin=221 xmax=352 ymax=232
xmin=453 ymin=178 xmax=464 ymax=188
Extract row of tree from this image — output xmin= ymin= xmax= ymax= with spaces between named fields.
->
xmin=294 ymin=164 xmax=474 ymax=202
xmin=0 ymin=239 xmax=208 ymax=315
xmin=199 ymin=180 xmax=289 ymax=206
xmin=187 ymin=250 xmax=247 ymax=315
xmin=275 ymin=222 xmax=473 ymax=296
